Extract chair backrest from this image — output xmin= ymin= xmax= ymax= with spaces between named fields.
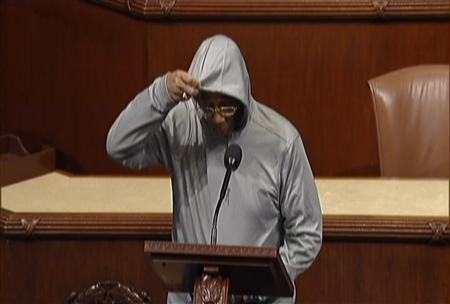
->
xmin=368 ymin=65 xmax=449 ymax=177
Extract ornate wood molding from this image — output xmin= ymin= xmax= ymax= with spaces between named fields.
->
xmin=194 ymin=274 xmax=230 ymax=304
xmin=66 ymin=280 xmax=151 ymax=304
xmin=429 ymin=221 xmax=448 ymax=242
xmin=1 ymin=210 xmax=448 ymax=242
xmin=0 ymin=209 xmax=10 ymax=235
xmin=158 ymin=0 xmax=177 ymax=15
xmin=325 ymin=215 xmax=449 ymax=243
xmin=0 ymin=210 xmax=172 ymax=237
xmin=372 ymin=0 xmax=390 ymax=16
xmin=20 ymin=218 xmax=40 ymax=236
xmin=145 ymin=240 xmax=278 ymax=257
xmin=88 ymin=0 xmax=450 ymax=19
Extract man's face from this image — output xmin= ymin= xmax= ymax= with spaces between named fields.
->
xmin=197 ymin=91 xmax=242 ymax=136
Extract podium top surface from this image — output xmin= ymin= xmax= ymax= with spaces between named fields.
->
xmin=145 ymin=241 xmax=294 ymax=297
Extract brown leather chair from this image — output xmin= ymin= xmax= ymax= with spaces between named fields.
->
xmin=368 ymin=65 xmax=449 ymax=177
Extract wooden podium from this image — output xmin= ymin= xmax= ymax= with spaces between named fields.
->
xmin=144 ymin=241 xmax=294 ymax=304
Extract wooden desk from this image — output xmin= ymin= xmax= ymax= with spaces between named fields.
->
xmin=1 ymin=173 xmax=449 ymax=303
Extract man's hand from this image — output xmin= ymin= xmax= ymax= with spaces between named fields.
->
xmin=167 ymin=70 xmax=201 ymax=102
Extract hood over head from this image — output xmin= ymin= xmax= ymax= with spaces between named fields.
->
xmin=188 ymin=35 xmax=254 ymax=120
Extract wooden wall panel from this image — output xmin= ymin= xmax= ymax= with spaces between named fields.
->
xmin=0 ymin=239 xmax=168 ymax=303
xmin=0 ymin=0 xmax=149 ymax=174
xmin=1 ymin=210 xmax=448 ymax=303
xmin=297 ymin=240 xmax=450 ymax=304
xmin=144 ymin=21 xmax=449 ymax=176
xmin=1 ymin=236 xmax=448 ymax=303
xmin=0 ymin=0 xmax=449 ymax=176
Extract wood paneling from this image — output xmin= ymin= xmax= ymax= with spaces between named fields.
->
xmin=0 ymin=239 xmax=168 ymax=303
xmin=144 ymin=21 xmax=449 ymax=176
xmin=1 ymin=208 xmax=448 ymax=302
xmin=1 ymin=221 xmax=448 ymax=303
xmin=1 ymin=3 xmax=448 ymax=302
xmin=298 ymin=240 xmax=450 ymax=304
xmin=0 ymin=0 xmax=449 ymax=177
xmin=0 ymin=0 xmax=149 ymax=174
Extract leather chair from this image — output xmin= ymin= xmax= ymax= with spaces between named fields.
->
xmin=368 ymin=65 xmax=449 ymax=177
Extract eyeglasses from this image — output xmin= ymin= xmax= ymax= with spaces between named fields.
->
xmin=201 ymin=105 xmax=238 ymax=118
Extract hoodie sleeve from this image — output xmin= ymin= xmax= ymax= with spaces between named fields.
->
xmin=106 ymin=74 xmax=176 ymax=170
xmin=278 ymin=135 xmax=323 ymax=281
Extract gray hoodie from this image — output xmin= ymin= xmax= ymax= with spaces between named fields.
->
xmin=107 ymin=35 xmax=322 ymax=303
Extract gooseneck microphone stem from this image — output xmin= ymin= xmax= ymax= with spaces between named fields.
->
xmin=219 ymin=167 xmax=233 ymax=203
xmin=210 ymin=144 xmax=242 ymax=245
xmin=210 ymin=169 xmax=232 ymax=245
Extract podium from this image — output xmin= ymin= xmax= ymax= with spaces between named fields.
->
xmin=144 ymin=241 xmax=294 ymax=304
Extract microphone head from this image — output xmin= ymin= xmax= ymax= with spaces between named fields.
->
xmin=224 ymin=144 xmax=242 ymax=171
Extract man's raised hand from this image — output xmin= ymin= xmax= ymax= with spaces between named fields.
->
xmin=167 ymin=70 xmax=201 ymax=102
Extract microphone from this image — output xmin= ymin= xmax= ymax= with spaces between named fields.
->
xmin=210 ymin=144 xmax=242 ymax=245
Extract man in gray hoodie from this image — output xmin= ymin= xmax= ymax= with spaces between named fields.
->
xmin=107 ymin=34 xmax=322 ymax=303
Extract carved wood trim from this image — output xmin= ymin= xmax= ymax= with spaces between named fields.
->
xmin=0 ymin=209 xmax=11 ymax=234
xmin=0 ymin=210 xmax=172 ymax=237
xmin=88 ymin=0 xmax=450 ymax=19
xmin=325 ymin=215 xmax=449 ymax=243
xmin=372 ymin=0 xmax=390 ymax=16
xmin=20 ymin=218 xmax=40 ymax=236
xmin=193 ymin=274 xmax=230 ymax=304
xmin=429 ymin=221 xmax=448 ymax=242
xmin=145 ymin=240 xmax=279 ymax=257
xmin=159 ymin=0 xmax=177 ymax=15
xmin=1 ymin=210 xmax=448 ymax=242
xmin=66 ymin=280 xmax=151 ymax=304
